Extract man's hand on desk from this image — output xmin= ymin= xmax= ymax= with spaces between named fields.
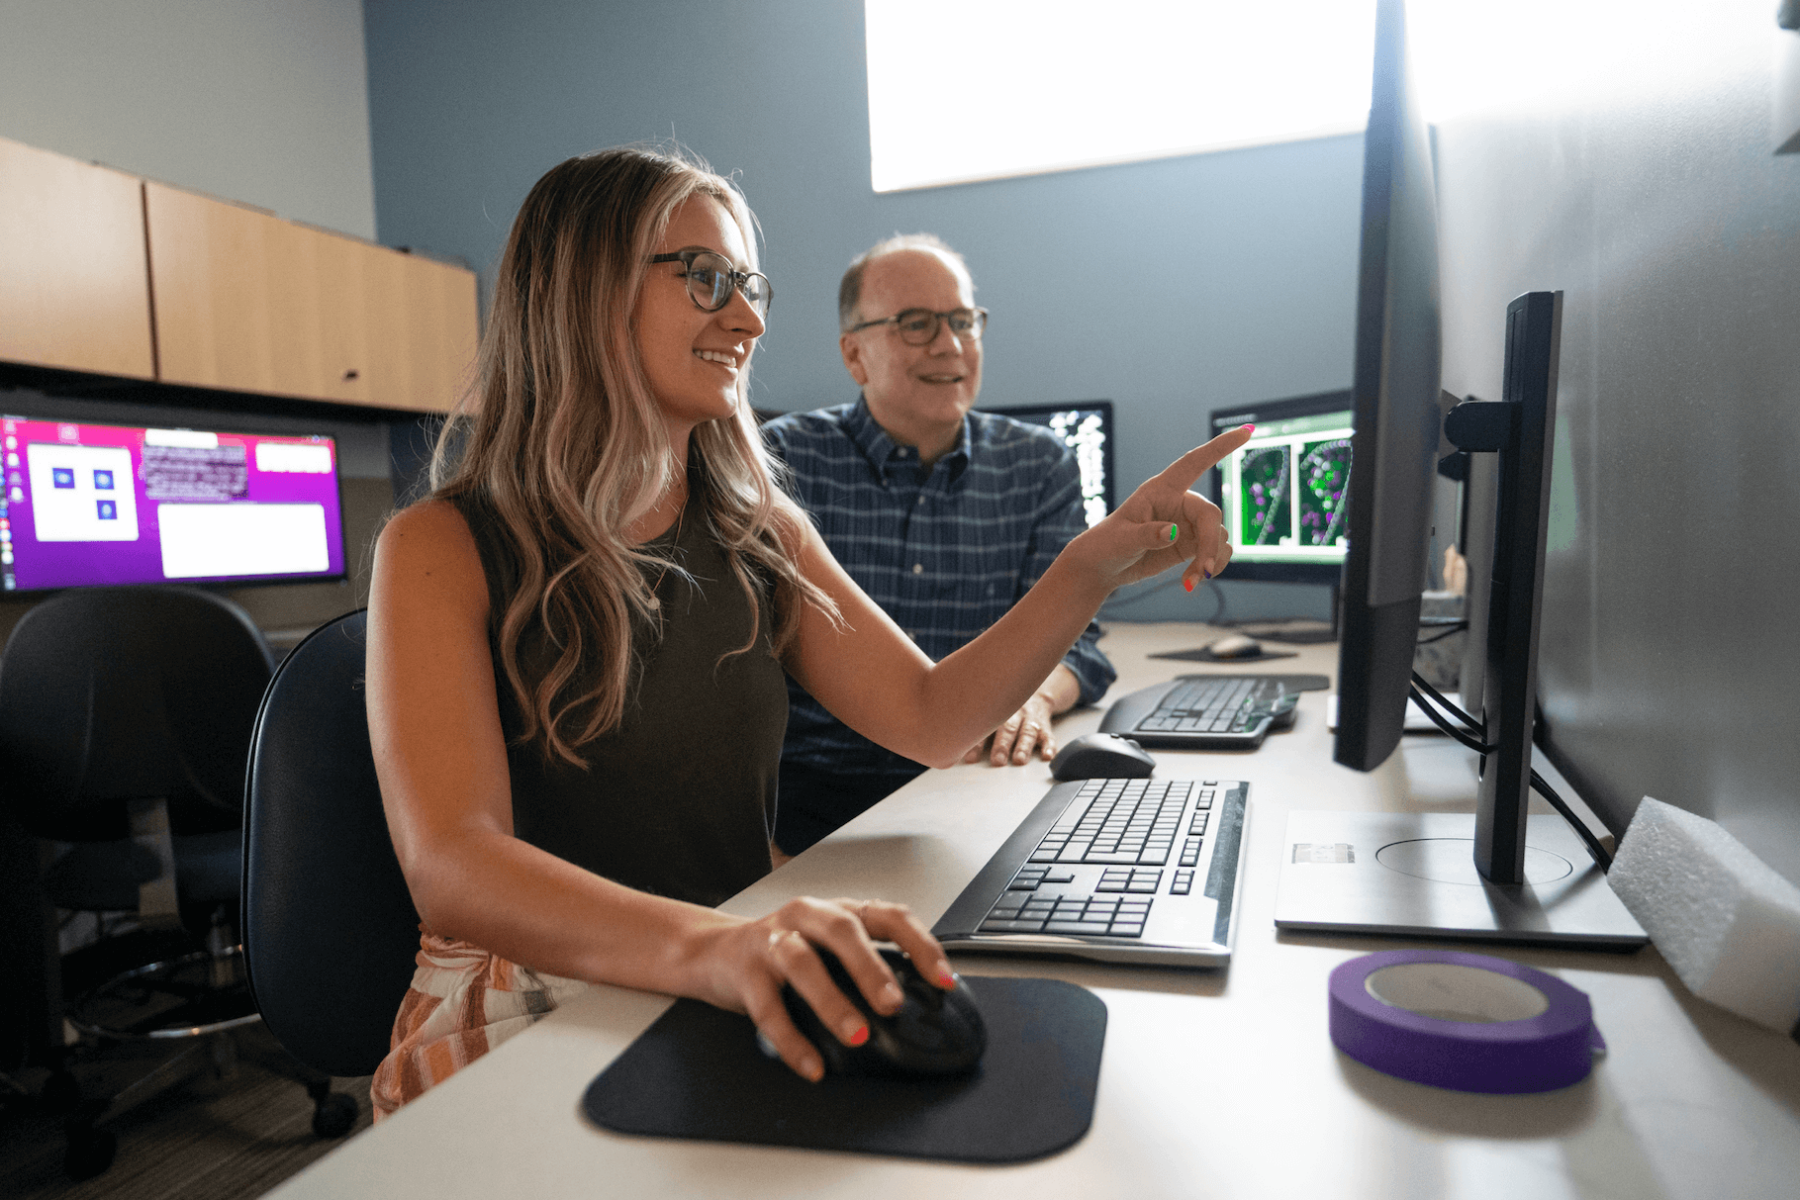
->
xmin=961 ymin=664 xmax=1080 ymax=767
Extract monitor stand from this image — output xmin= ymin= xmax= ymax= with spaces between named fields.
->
xmin=1277 ymin=292 xmax=1646 ymax=951
xmin=1273 ymin=810 xmax=1645 ymax=948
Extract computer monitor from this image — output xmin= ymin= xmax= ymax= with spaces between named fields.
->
xmin=1273 ymin=0 xmax=1645 ymax=950
xmin=1 ymin=413 xmax=347 ymax=593
xmin=1205 ymin=390 xmax=1353 ymax=587
xmin=980 ymin=401 xmax=1113 ymax=527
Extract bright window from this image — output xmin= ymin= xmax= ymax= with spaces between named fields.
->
xmin=864 ymin=1 xmax=1700 ymax=193
xmin=863 ymin=0 xmax=1380 ymax=193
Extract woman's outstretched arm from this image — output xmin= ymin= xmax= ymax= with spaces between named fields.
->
xmin=783 ymin=427 xmax=1255 ymax=767
xmin=365 ymin=499 xmax=954 ymax=1082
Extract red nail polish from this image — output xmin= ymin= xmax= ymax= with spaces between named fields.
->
xmin=1184 ymin=578 xmax=1195 ymax=593
xmin=938 ymin=970 xmax=956 ymax=989
xmin=848 ymin=1025 xmax=869 ymax=1046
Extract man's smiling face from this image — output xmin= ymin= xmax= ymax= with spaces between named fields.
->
xmin=840 ymin=248 xmax=983 ymax=457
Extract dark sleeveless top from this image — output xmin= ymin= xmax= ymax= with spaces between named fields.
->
xmin=449 ymin=487 xmax=788 ymax=908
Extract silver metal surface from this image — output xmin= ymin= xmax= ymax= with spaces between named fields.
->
xmin=1434 ymin=11 xmax=1800 ymax=884
xmin=1274 ymin=810 xmax=1648 ymax=948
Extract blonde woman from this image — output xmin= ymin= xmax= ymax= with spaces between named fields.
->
xmin=365 ymin=145 xmax=1251 ymax=1116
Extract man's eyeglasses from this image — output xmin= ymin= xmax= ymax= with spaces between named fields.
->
xmin=650 ymin=250 xmax=773 ymax=319
xmin=847 ymin=307 xmax=988 ymax=346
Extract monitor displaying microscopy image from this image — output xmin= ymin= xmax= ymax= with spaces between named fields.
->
xmin=1210 ymin=393 xmax=1353 ymax=573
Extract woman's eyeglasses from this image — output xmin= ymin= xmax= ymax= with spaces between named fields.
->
xmin=847 ymin=307 xmax=987 ymax=346
xmin=650 ymin=250 xmax=773 ymax=319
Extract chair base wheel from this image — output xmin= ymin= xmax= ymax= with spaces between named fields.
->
xmin=312 ymin=1090 xmax=359 ymax=1138
xmin=63 ymin=1123 xmax=117 ymax=1180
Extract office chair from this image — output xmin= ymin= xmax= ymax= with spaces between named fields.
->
xmin=242 ymin=609 xmax=422 ymax=1083
xmin=0 ymin=585 xmax=284 ymax=1177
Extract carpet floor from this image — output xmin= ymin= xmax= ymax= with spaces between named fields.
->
xmin=0 ymin=1024 xmax=373 ymax=1200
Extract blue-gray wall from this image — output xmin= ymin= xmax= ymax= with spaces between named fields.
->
xmin=362 ymin=0 xmax=1364 ymax=622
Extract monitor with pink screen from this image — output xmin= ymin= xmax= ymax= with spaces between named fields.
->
xmin=2 ymin=414 xmax=346 ymax=594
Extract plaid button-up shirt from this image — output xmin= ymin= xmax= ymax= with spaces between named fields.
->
xmin=762 ymin=397 xmax=1115 ymax=777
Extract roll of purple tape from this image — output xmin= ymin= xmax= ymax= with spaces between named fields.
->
xmin=1328 ymin=949 xmax=1604 ymax=1094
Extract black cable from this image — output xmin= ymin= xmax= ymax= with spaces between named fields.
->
xmin=1409 ymin=671 xmax=1484 ymax=734
xmin=1408 ymin=683 xmax=1494 ymax=753
xmin=1415 ymin=621 xmax=1469 ymax=646
xmin=1530 ymin=767 xmax=1614 ymax=872
xmin=1404 ymin=672 xmax=1613 ymax=873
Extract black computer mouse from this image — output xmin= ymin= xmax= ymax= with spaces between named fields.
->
xmin=773 ymin=947 xmax=986 ymax=1077
xmin=1050 ymin=732 xmax=1156 ymax=781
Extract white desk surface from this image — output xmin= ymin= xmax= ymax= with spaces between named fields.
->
xmin=273 ymin=622 xmax=1800 ymax=1200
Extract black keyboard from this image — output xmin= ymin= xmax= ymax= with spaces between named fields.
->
xmin=1098 ymin=674 xmax=1299 ymax=750
xmin=933 ymin=777 xmax=1249 ymax=967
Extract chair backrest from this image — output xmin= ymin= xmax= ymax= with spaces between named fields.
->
xmin=242 ymin=609 xmax=422 ymax=1078
xmin=0 ymin=586 xmax=274 ymax=841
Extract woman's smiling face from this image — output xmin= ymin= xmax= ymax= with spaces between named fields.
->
xmin=632 ymin=195 xmax=767 ymax=435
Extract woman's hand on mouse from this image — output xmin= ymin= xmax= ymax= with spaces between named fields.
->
xmin=689 ymin=896 xmax=954 ymax=1082
xmin=1066 ymin=425 xmax=1254 ymax=595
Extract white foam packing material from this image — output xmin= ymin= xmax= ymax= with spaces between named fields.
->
xmin=1609 ymin=796 xmax=1800 ymax=1034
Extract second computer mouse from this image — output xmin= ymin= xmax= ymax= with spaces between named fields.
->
xmin=774 ymin=947 xmax=986 ymax=1078
xmin=1050 ymin=732 xmax=1156 ymax=781
xmin=1205 ymin=632 xmax=1264 ymax=659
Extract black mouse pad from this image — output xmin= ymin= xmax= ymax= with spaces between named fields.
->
xmin=1150 ymin=646 xmax=1300 ymax=663
xmin=582 ymin=976 xmax=1105 ymax=1164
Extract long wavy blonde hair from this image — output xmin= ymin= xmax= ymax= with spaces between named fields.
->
xmin=430 ymin=145 xmax=832 ymax=764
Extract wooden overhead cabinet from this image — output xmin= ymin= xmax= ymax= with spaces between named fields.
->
xmin=0 ymin=135 xmax=156 ymax=379
xmin=362 ymin=242 xmax=480 ymax=413
xmin=145 ymin=182 xmax=477 ymax=412
xmin=2 ymin=139 xmax=477 ymax=412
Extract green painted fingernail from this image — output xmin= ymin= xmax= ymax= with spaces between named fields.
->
xmin=1168 ymin=524 xmax=1178 ymax=542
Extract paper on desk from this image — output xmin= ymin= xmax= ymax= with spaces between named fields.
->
xmin=1326 ymin=692 xmax=1466 ymax=734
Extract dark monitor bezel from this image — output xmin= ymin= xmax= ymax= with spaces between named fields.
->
xmin=1331 ymin=0 xmax=1444 ymax=773
xmin=1204 ymin=388 xmax=1354 ymax=586
xmin=980 ymin=399 xmax=1116 ymax=517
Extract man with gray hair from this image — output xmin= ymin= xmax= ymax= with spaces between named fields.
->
xmin=762 ymin=233 xmax=1114 ymax=856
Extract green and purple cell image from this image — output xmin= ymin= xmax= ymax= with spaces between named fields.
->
xmin=1237 ymin=444 xmax=1292 ymax=546
xmin=1297 ymin=437 xmax=1352 ymax=547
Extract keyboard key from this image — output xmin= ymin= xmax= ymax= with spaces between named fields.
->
xmin=981 ymin=918 xmax=1047 ymax=933
xmin=1043 ymin=920 xmax=1115 ymax=936
xmin=1110 ymin=922 xmax=1145 ymax=937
